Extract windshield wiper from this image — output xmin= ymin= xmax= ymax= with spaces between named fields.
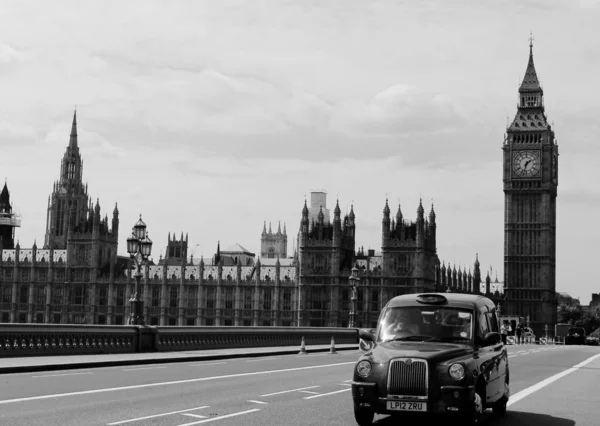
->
xmin=425 ymin=336 xmax=470 ymax=342
xmin=383 ymin=335 xmax=433 ymax=343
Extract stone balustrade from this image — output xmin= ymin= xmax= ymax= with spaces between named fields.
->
xmin=0 ymin=324 xmax=358 ymax=358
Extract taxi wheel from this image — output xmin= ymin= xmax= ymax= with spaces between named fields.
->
xmin=353 ymin=406 xmax=374 ymax=426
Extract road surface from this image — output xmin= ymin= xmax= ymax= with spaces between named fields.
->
xmin=0 ymin=344 xmax=598 ymax=425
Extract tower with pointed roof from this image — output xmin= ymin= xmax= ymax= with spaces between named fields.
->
xmin=43 ymin=111 xmax=119 ymax=279
xmin=380 ymin=198 xmax=438 ymax=295
xmin=0 ymin=181 xmax=21 ymax=249
xmin=159 ymin=231 xmax=189 ymax=266
xmin=503 ymin=36 xmax=558 ymax=333
xmin=297 ymin=196 xmax=355 ymax=327
xmin=260 ymin=220 xmax=287 ymax=258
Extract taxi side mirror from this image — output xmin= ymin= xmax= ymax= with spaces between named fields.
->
xmin=484 ymin=331 xmax=502 ymax=346
xmin=359 ymin=328 xmax=375 ymax=342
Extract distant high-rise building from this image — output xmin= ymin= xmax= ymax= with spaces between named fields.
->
xmin=503 ymin=37 xmax=559 ymax=333
xmin=307 ymin=191 xmax=330 ymax=224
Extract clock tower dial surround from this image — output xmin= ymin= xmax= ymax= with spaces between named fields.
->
xmin=502 ymin=38 xmax=559 ymax=336
xmin=512 ymin=150 xmax=541 ymax=178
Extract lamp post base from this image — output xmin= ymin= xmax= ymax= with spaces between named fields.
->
xmin=128 ymin=297 xmax=145 ymax=326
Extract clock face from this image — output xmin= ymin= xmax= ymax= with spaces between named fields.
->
xmin=512 ymin=150 xmax=541 ymax=178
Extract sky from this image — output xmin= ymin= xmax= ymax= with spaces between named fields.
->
xmin=0 ymin=0 xmax=598 ymax=303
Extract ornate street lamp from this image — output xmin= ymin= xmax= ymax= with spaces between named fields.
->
xmin=126 ymin=214 xmax=153 ymax=326
xmin=348 ymin=265 xmax=360 ymax=328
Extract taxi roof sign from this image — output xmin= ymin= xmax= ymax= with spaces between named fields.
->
xmin=416 ymin=294 xmax=448 ymax=305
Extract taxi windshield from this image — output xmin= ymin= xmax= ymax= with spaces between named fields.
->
xmin=377 ymin=306 xmax=474 ymax=344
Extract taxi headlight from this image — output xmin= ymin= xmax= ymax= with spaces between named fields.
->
xmin=448 ymin=363 xmax=465 ymax=380
xmin=356 ymin=360 xmax=372 ymax=378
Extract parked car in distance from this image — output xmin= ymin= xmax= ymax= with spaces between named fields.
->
xmin=351 ymin=293 xmax=509 ymax=425
xmin=565 ymin=327 xmax=586 ymax=345
xmin=585 ymin=335 xmax=599 ymax=346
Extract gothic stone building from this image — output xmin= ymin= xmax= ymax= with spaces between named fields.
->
xmin=503 ymin=39 xmax=559 ymax=335
xmin=0 ymin=113 xmax=503 ymax=327
xmin=0 ymin=112 xmax=121 ymax=324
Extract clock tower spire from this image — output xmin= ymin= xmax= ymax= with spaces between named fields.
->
xmin=503 ymin=36 xmax=559 ymax=336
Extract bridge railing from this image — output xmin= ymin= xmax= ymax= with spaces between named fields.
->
xmin=0 ymin=324 xmax=358 ymax=358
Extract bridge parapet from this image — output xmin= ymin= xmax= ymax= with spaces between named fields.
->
xmin=0 ymin=324 xmax=358 ymax=358
xmin=0 ymin=324 xmax=138 ymax=357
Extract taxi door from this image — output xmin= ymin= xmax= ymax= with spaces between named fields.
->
xmin=476 ymin=306 xmax=504 ymax=404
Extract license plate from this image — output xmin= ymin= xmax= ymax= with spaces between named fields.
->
xmin=387 ymin=401 xmax=427 ymax=412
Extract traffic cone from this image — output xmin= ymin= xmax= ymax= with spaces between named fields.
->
xmin=329 ymin=336 xmax=337 ymax=354
xmin=298 ymin=336 xmax=307 ymax=354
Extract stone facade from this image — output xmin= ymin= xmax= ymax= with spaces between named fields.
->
xmin=260 ymin=222 xmax=287 ymax=259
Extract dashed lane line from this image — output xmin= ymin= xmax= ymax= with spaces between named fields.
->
xmin=0 ymin=361 xmax=355 ymax=405
xmin=246 ymin=357 xmax=279 ymax=362
xmin=176 ymin=408 xmax=261 ymax=426
xmin=181 ymin=414 xmax=208 ymax=419
xmin=188 ymin=362 xmax=226 ymax=367
xmin=123 ymin=366 xmax=168 ymax=371
xmin=299 ymin=391 xmax=320 ymax=394
xmin=303 ymin=388 xmax=351 ymax=399
xmin=260 ymin=385 xmax=320 ymax=397
xmin=106 ymin=406 xmax=209 ymax=425
xmin=247 ymin=400 xmax=268 ymax=404
xmin=32 ymin=372 xmax=93 ymax=378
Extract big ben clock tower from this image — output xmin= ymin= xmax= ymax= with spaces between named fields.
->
xmin=503 ymin=36 xmax=559 ymax=335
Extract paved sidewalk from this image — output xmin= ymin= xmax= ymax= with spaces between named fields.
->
xmin=0 ymin=343 xmax=359 ymax=374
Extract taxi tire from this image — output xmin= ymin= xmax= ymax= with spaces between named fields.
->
xmin=353 ymin=406 xmax=374 ymax=426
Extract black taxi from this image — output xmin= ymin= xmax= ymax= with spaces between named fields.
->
xmin=351 ymin=293 xmax=509 ymax=425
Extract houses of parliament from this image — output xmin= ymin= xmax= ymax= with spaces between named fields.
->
xmin=0 ymin=39 xmax=555 ymax=330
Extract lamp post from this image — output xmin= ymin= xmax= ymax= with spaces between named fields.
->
xmin=126 ymin=215 xmax=153 ymax=326
xmin=348 ymin=265 xmax=360 ymax=328
xmin=497 ymin=303 xmax=502 ymax=318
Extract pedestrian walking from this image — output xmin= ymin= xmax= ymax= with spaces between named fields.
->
xmin=500 ymin=322 xmax=508 ymax=345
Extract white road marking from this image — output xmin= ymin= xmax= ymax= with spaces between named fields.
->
xmin=106 ymin=406 xmax=209 ymax=425
xmin=339 ymin=383 xmax=352 ymax=386
xmin=304 ymin=388 xmax=351 ymax=399
xmin=0 ymin=361 xmax=355 ymax=405
xmin=188 ymin=362 xmax=226 ymax=367
xmin=295 ymin=353 xmax=327 ymax=357
xmin=508 ymin=355 xmax=517 ymax=358
xmin=177 ymin=408 xmax=260 ymax=426
xmin=246 ymin=357 xmax=278 ymax=362
xmin=260 ymin=385 xmax=321 ymax=397
xmin=508 ymin=351 xmax=600 ymax=407
xmin=32 ymin=372 xmax=93 ymax=378
xmin=123 ymin=366 xmax=168 ymax=371
xmin=247 ymin=400 xmax=268 ymax=404
xmin=343 ymin=379 xmax=353 ymax=382
xmin=300 ymin=391 xmax=320 ymax=394
xmin=181 ymin=414 xmax=207 ymax=419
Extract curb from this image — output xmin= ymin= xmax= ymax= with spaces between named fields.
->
xmin=0 ymin=346 xmax=359 ymax=375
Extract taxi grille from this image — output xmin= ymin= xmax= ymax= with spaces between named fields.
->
xmin=387 ymin=358 xmax=428 ymax=397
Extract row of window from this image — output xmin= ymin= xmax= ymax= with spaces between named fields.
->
xmin=0 ymin=312 xmax=293 ymax=327
xmin=1 ymin=286 xmax=295 ymax=311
